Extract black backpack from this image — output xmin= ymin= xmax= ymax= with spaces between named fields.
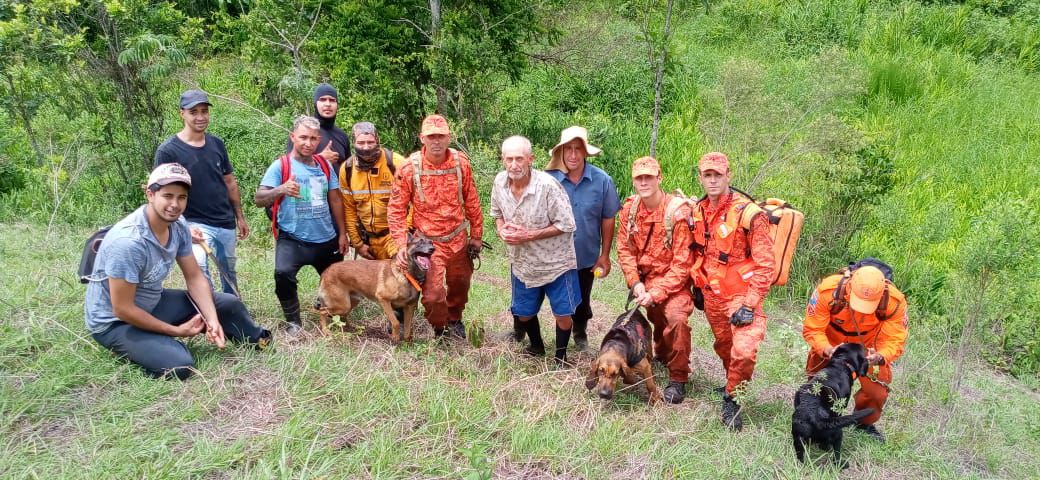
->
xmin=829 ymin=257 xmax=898 ymax=319
xmin=78 ymin=226 xmax=112 ymax=284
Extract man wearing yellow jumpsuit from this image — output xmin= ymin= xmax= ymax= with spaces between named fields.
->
xmin=339 ymin=122 xmax=407 ymax=260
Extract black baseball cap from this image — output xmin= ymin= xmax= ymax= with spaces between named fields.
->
xmin=179 ymin=89 xmax=211 ymax=109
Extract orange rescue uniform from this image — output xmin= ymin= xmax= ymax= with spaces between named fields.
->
xmin=694 ymin=191 xmax=775 ymax=394
xmin=617 ymin=194 xmax=695 ymax=382
xmin=803 ymin=274 xmax=909 ymax=425
xmin=340 ymin=149 xmax=407 ymax=259
xmin=388 ymin=147 xmax=483 ymax=329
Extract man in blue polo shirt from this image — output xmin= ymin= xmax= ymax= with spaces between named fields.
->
xmin=84 ymin=164 xmax=271 ymax=380
xmin=545 ymin=126 xmax=621 ymax=351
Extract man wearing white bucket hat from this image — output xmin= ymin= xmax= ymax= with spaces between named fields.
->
xmin=542 ymin=126 xmax=621 ymax=352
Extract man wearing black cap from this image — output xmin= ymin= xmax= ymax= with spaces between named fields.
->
xmin=287 ymin=83 xmax=351 ymax=172
xmin=154 ymin=89 xmax=249 ymax=297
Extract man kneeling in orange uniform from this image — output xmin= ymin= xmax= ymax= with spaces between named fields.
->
xmin=803 ymin=260 xmax=908 ymax=443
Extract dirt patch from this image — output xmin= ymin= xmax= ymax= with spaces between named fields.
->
xmin=493 ymin=459 xmax=583 ymax=480
xmin=473 ymin=271 xmax=510 ymax=290
xmin=181 ymin=366 xmax=286 ymax=444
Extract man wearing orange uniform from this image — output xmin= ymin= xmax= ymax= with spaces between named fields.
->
xmin=803 ymin=261 xmax=908 ymax=443
xmin=616 ymin=156 xmax=695 ymax=404
xmin=388 ymin=114 xmax=483 ymax=339
xmin=691 ymin=152 xmax=775 ymax=430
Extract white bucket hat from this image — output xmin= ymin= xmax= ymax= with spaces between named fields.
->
xmin=546 ymin=126 xmax=602 ymax=173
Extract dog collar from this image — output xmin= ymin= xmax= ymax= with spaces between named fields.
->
xmin=843 ymin=360 xmax=858 ymax=380
xmin=403 ymin=270 xmax=423 ymax=292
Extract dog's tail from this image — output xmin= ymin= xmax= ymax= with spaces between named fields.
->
xmin=822 ymin=408 xmax=874 ymax=430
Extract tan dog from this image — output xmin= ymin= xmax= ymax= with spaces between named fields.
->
xmin=585 ymin=306 xmax=663 ymax=404
xmin=317 ymin=234 xmax=434 ymax=342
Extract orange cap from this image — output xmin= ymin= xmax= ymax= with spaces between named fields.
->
xmin=420 ymin=114 xmax=450 ymax=136
xmin=631 ymin=156 xmax=661 ymax=178
xmin=698 ymin=152 xmax=730 ymax=174
xmin=849 ymin=266 xmax=886 ymax=314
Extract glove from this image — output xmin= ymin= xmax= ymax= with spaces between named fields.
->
xmin=729 ymin=306 xmax=754 ymax=326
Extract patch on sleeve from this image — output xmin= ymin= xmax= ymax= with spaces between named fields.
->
xmin=806 ymin=290 xmax=819 ymax=315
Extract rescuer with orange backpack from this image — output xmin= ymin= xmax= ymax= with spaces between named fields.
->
xmin=690 ymin=152 xmax=776 ymax=431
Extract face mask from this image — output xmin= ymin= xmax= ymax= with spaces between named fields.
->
xmin=355 ymin=146 xmax=380 ymax=160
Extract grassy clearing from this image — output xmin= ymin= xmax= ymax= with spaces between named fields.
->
xmin=1 ymin=222 xmax=1037 ymax=479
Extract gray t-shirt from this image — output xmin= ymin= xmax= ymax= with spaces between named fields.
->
xmin=84 ymin=205 xmax=193 ymax=334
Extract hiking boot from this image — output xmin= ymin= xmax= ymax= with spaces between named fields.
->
xmin=446 ymin=320 xmax=466 ymax=339
xmin=285 ymin=321 xmax=303 ymax=336
xmin=663 ymin=381 xmax=686 ymax=404
xmin=254 ymin=329 xmax=273 ymax=351
xmin=574 ymin=335 xmax=589 ymax=352
xmin=855 ymin=423 xmax=886 ymax=443
xmin=721 ymin=394 xmax=743 ymax=431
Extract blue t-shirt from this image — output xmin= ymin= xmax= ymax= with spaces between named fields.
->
xmin=260 ymin=156 xmax=340 ymax=243
xmin=84 ymin=206 xmax=193 ymax=334
xmin=547 ymin=164 xmax=622 ymax=270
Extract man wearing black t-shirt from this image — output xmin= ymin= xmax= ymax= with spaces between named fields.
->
xmin=286 ymin=83 xmax=351 ymax=173
xmin=154 ymin=90 xmax=249 ymax=296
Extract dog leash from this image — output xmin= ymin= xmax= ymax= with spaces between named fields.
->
xmin=468 ymin=240 xmax=493 ymax=270
xmin=199 ymin=242 xmax=241 ymax=298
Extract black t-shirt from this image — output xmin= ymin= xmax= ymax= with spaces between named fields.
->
xmin=154 ymin=133 xmax=236 ymax=229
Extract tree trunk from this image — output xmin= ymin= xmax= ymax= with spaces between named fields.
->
xmin=649 ymin=0 xmax=674 ymax=158
xmin=430 ymin=0 xmax=447 ymax=114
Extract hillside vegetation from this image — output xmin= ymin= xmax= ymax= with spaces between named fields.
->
xmin=1 ymin=0 xmax=1039 ymax=477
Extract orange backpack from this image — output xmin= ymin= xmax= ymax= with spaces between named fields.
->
xmin=691 ymin=188 xmax=804 ymax=288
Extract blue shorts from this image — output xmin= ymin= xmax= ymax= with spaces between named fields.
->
xmin=510 ymin=269 xmax=580 ymax=317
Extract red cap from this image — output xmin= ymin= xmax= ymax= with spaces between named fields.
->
xmin=631 ymin=156 xmax=661 ymax=178
xmin=698 ymin=152 xmax=730 ymax=174
xmin=420 ymin=114 xmax=450 ymax=136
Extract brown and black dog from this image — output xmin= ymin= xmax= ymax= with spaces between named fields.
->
xmin=317 ymin=233 xmax=434 ymax=342
xmin=585 ymin=306 xmax=663 ymax=404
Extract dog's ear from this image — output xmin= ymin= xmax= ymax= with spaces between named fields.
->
xmin=854 ymin=348 xmax=870 ymax=377
xmin=585 ymin=359 xmax=600 ymax=390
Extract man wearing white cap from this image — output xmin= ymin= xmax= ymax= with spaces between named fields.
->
xmin=83 ymin=164 xmax=271 ymax=380
xmin=544 ymin=126 xmax=621 ymax=351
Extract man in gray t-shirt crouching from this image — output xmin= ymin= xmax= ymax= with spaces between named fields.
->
xmin=84 ymin=163 xmax=271 ymax=380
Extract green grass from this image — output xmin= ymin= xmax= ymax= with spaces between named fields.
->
xmin=1 ymin=222 xmax=1038 ymax=479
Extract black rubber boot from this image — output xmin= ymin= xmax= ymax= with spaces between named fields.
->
xmin=279 ymin=297 xmax=303 ymax=336
xmin=554 ymin=325 xmax=571 ymax=366
xmin=572 ymin=317 xmax=588 ymax=351
xmin=663 ymin=381 xmax=686 ymax=404
xmin=523 ymin=319 xmax=545 ymax=356
xmin=512 ymin=314 xmax=527 ymax=342
xmin=721 ymin=393 xmax=743 ymax=431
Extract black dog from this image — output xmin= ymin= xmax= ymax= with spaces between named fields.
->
xmin=792 ymin=343 xmax=875 ymax=468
